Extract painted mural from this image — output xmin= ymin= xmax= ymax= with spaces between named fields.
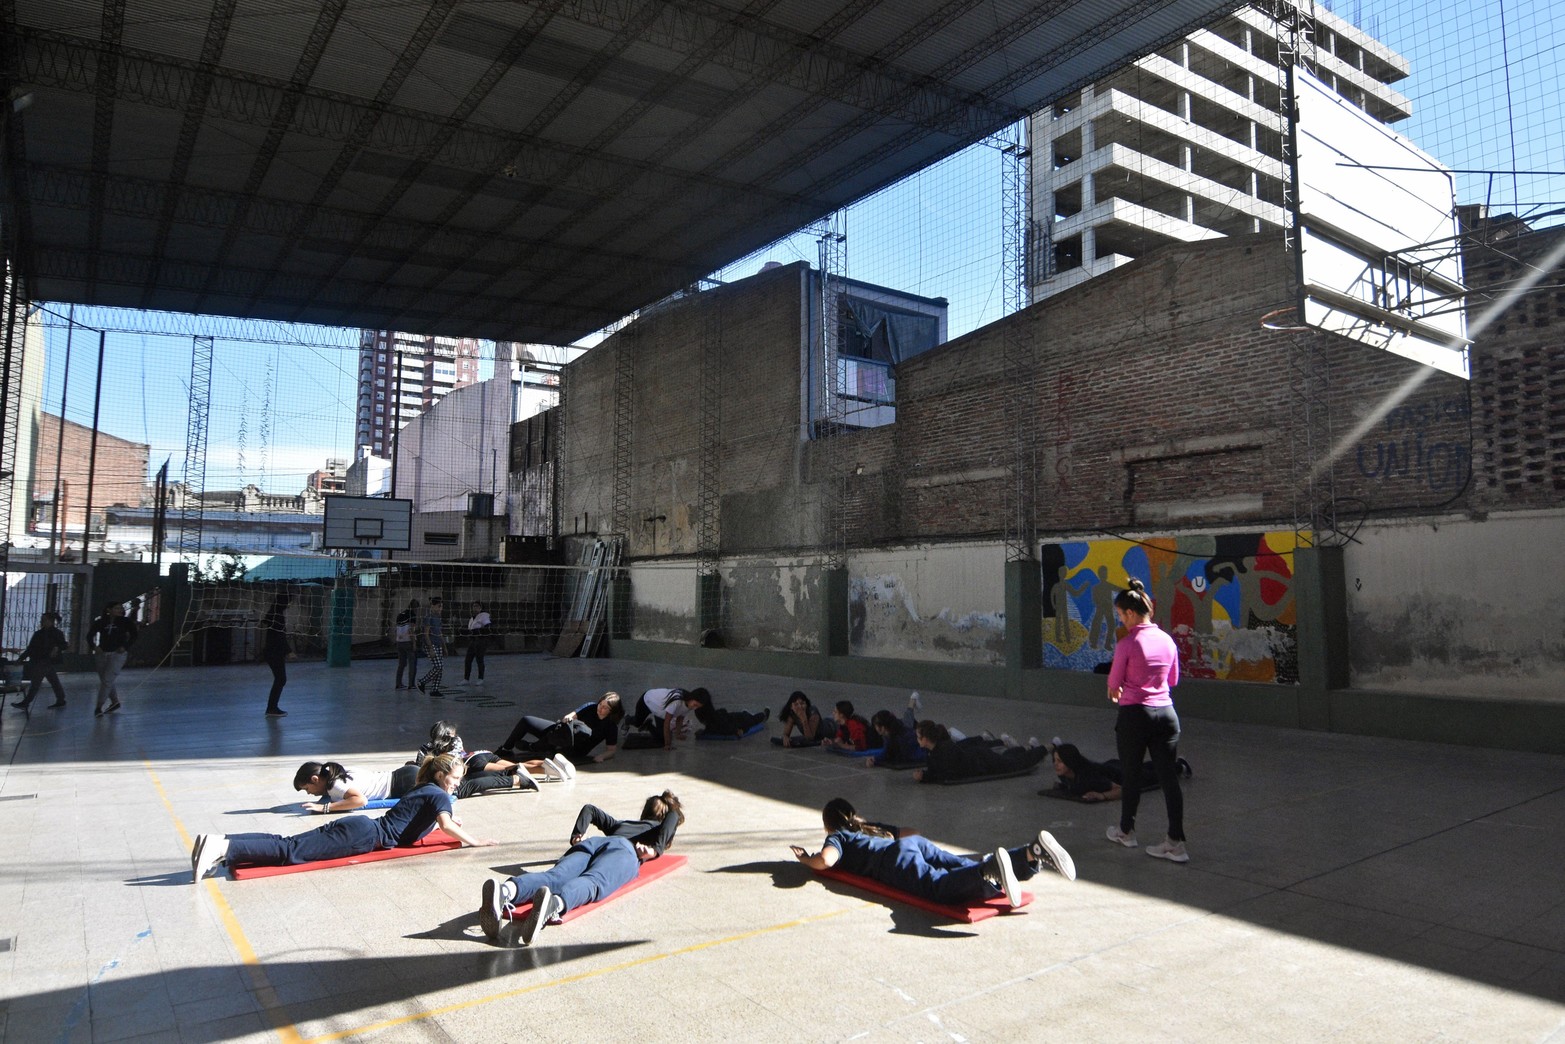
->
xmin=1041 ymin=532 xmax=1301 ymax=684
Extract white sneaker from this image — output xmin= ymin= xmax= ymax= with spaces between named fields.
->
xmin=1031 ymin=830 xmax=1076 ymax=881
xmin=551 ymin=753 xmax=576 ymax=779
xmin=908 ymin=691 xmax=922 ymax=714
xmin=1027 ymin=736 xmax=1042 ymax=749
xmin=1105 ymin=825 xmax=1138 ymax=848
xmin=989 ymin=847 xmax=1021 ymax=908
xmin=999 ymin=733 xmax=1020 ymax=748
xmin=1051 ymin=735 xmax=1063 ymax=749
xmin=1147 ymin=838 xmax=1190 ymax=863
xmin=192 ymin=834 xmax=229 ymax=881
xmin=540 ymin=757 xmax=566 ymax=781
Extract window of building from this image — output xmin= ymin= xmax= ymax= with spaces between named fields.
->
xmin=375 ymin=404 xmax=384 ymax=413
xmin=423 ymin=532 xmax=459 ymax=545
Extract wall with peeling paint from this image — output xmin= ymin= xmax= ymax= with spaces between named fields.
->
xmin=627 ymin=562 xmax=698 ymax=644
xmin=721 ymin=559 xmax=821 ymax=652
xmin=1344 ymin=511 xmax=1565 ymax=701
xmin=848 ymin=544 xmax=1005 ymax=664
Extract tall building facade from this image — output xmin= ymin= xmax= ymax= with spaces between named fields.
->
xmin=354 ymin=331 xmax=483 ymax=457
xmin=1030 ymin=3 xmax=1411 ymax=301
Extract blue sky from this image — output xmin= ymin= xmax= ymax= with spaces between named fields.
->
xmin=36 ymin=0 xmax=1561 ymax=498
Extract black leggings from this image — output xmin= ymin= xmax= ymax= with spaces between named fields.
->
xmin=265 ymin=652 xmax=287 ymax=712
xmin=464 ymin=636 xmax=487 ymax=680
xmin=1115 ymin=704 xmax=1184 ymax=841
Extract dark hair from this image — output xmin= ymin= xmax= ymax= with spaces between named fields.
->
xmin=683 ymin=687 xmax=715 ymax=724
xmin=780 ymin=690 xmax=814 ymax=725
xmin=430 ymin=596 xmax=443 ymax=606
xmin=407 ymin=598 xmax=421 ymax=609
xmin=40 ymin=611 xmax=60 ymax=624
xmin=915 ymin=719 xmax=951 ymax=745
xmin=598 ymin=691 xmax=625 ymax=724
xmin=834 ymin=700 xmax=855 ymax=718
xmin=425 ymin=720 xmax=460 ymax=757
xmin=293 ymin=761 xmax=351 ymax=791
xmin=822 ymin=797 xmax=893 ymax=839
xmin=1114 ymin=578 xmax=1154 ymax=617
xmin=641 ymin=790 xmax=686 ymax=831
xmin=870 ymin=709 xmax=906 ymax=737
xmin=1052 ymin=742 xmax=1090 ymax=780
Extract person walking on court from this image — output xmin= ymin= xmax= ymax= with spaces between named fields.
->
xmin=90 ymin=601 xmax=137 ymax=716
xmin=13 ymin=611 xmax=69 ymax=712
xmin=262 ymin=593 xmax=291 ymax=717
xmin=1104 ymin=578 xmax=1188 ymax=863
xmin=418 ymin=596 xmax=447 ymax=697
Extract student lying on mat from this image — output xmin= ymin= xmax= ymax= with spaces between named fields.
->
xmin=294 ymin=750 xmax=536 ymax=813
xmin=494 ymin=692 xmax=623 ymax=766
xmin=866 ymin=694 xmax=927 ymax=767
xmin=1048 ymin=742 xmax=1193 ymax=802
xmin=683 ymin=688 xmax=770 ymax=738
xmin=479 ymin=791 xmax=685 ymax=946
xmin=789 ymin=797 xmax=1074 ymax=908
xmin=912 ymin=721 xmax=1049 ymax=783
xmin=775 ymin=690 xmax=830 ymax=748
xmin=194 ymin=754 xmax=498 ymax=880
xmin=818 ymin=700 xmax=874 ymax=751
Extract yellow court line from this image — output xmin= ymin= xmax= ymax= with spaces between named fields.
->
xmin=302 ymin=904 xmax=864 ymax=1044
xmin=144 ymin=759 xmax=305 ymax=1044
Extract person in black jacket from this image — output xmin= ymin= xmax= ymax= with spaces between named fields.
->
xmin=912 ymin=721 xmax=1048 ymax=783
xmin=262 ymin=593 xmax=291 ymax=717
xmin=13 ymin=612 xmax=69 ymax=711
xmin=479 ymin=792 xmax=685 ymax=947
xmin=89 ymin=601 xmax=137 ymax=716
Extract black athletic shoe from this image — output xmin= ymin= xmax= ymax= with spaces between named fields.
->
xmin=1177 ymin=757 xmax=1193 ymax=779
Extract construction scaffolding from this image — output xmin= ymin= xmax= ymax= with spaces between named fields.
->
xmin=177 ymin=333 xmax=213 ymax=557
xmin=999 ymin=125 xmax=1038 ymax=562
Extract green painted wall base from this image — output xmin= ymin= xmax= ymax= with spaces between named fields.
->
xmin=327 ymin=587 xmax=354 ymax=668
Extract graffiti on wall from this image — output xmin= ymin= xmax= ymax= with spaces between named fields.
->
xmin=1355 ymin=395 xmax=1470 ymax=494
xmin=1041 ymin=531 xmax=1301 ymax=684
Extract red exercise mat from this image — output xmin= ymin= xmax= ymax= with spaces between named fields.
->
xmin=504 ymin=853 xmax=688 ymax=922
xmin=816 ymin=865 xmax=1032 ymax=923
xmin=229 ymin=829 xmax=464 ymax=879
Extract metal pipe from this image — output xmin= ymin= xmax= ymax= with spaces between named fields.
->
xmin=81 ymin=330 xmax=106 ymax=565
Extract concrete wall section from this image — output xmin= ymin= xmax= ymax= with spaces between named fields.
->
xmin=626 ymin=562 xmax=699 ymax=643
xmin=1344 ymin=510 xmax=1565 ymax=700
xmin=849 ymin=543 xmax=1004 ymax=664
xmin=721 ymin=558 xmax=821 ymax=653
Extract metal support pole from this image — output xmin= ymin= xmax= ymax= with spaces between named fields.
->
xmin=81 ymin=330 xmax=106 ymax=564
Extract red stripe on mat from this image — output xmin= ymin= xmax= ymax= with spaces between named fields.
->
xmin=816 ymin=866 xmax=1032 ymax=923
xmin=229 ymin=829 xmax=463 ymax=879
xmin=504 ymin=853 xmax=688 ymax=921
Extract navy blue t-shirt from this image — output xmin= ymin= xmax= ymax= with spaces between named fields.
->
xmin=376 ymin=783 xmax=454 ymax=848
xmin=824 ymin=830 xmax=899 ymax=877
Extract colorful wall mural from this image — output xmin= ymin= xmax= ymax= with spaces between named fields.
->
xmin=1041 ymin=532 xmax=1302 ymax=684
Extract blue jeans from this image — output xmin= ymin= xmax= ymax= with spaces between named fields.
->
xmin=884 ymin=836 xmax=994 ymax=904
xmin=506 ymin=835 xmax=639 ymax=913
xmin=1116 ymin=703 xmax=1184 ymax=841
xmin=226 ymin=815 xmax=380 ymax=866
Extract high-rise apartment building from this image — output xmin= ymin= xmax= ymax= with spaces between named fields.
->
xmin=355 ymin=331 xmax=482 ymax=457
xmin=1030 ymin=3 xmax=1411 ymax=301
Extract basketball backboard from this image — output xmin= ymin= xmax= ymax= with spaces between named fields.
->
xmin=322 ymin=496 xmax=412 ymax=551
xmin=1291 ymin=67 xmax=1469 ymax=378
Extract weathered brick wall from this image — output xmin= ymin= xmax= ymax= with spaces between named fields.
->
xmin=561 ymin=263 xmax=815 ymax=557
xmin=892 ymin=234 xmax=1474 ymax=540
xmin=1464 ymin=224 xmax=1565 ymax=510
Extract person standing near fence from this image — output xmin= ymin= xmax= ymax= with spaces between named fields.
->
xmin=263 ymin=593 xmax=291 ymax=717
xmin=418 ymin=596 xmax=446 ymax=697
xmin=464 ymin=600 xmax=491 ymax=685
xmin=90 ymin=602 xmax=137 ymax=716
xmin=13 ymin=612 xmax=69 ymax=712
xmin=393 ymin=599 xmax=421 ymax=689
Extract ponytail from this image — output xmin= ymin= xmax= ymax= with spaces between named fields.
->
xmin=822 ymin=797 xmax=893 ymax=839
xmin=1113 ymin=578 xmax=1154 ymax=617
xmin=293 ymin=760 xmax=351 ymax=791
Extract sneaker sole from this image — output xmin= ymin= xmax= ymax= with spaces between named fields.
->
xmin=992 ymin=847 xmax=1021 ymax=908
xmin=520 ymin=888 xmax=552 ymax=946
xmin=1148 ymin=846 xmax=1190 ymax=863
xmin=479 ymin=880 xmax=502 ymax=942
xmin=1035 ymin=830 xmax=1076 ymax=881
xmin=1105 ymin=825 xmax=1138 ymax=848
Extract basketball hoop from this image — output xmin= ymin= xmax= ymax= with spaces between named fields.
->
xmin=1259 ymin=306 xmax=1309 ymax=332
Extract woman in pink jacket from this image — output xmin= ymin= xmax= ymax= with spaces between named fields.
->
xmin=1104 ymin=579 xmax=1188 ymax=863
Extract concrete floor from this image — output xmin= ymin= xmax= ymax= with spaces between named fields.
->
xmin=1 ymin=653 xmax=1563 ymax=1043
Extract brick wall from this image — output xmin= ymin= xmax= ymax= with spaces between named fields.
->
xmin=30 ymin=413 xmax=150 ymax=532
